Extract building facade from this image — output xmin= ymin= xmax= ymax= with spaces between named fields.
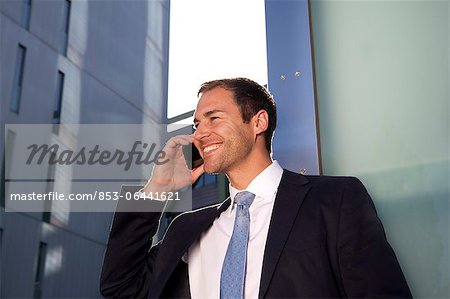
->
xmin=1 ymin=1 xmax=170 ymax=297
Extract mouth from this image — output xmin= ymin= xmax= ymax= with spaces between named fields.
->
xmin=202 ymin=143 xmax=222 ymax=157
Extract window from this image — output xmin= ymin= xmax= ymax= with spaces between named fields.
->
xmin=193 ymin=174 xmax=218 ymax=189
xmin=53 ymin=71 xmax=65 ymax=124
xmin=0 ymin=156 xmax=5 ymax=208
xmin=60 ymin=0 xmax=71 ymax=55
xmin=21 ymin=0 xmax=32 ymax=29
xmin=0 ymin=228 xmax=3 ymax=297
xmin=10 ymin=44 xmax=27 ymax=114
xmin=42 ymin=153 xmax=56 ymax=223
xmin=33 ymin=242 xmax=47 ymax=299
xmin=0 ymin=229 xmax=3 ymax=262
xmin=52 ymin=71 xmax=65 ymax=134
xmin=2 ymin=130 xmax=16 ymax=208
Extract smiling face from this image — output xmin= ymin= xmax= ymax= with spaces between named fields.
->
xmin=193 ymin=87 xmax=256 ymax=175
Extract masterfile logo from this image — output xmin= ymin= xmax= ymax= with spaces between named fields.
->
xmin=5 ymin=124 xmax=170 ymax=180
xmin=4 ymin=124 xmax=193 ymax=213
xmin=25 ymin=141 xmax=169 ymax=171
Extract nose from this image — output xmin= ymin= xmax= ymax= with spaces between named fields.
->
xmin=193 ymin=123 xmax=210 ymax=141
xmin=193 ymin=126 xmax=209 ymax=154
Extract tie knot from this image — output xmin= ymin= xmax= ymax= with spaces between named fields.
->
xmin=234 ymin=191 xmax=255 ymax=207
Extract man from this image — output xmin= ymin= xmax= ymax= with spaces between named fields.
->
xmin=100 ymin=78 xmax=412 ymax=298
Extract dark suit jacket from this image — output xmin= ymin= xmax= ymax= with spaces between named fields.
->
xmin=100 ymin=170 xmax=412 ymax=298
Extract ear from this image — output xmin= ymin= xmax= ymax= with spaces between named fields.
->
xmin=253 ymin=110 xmax=269 ymax=135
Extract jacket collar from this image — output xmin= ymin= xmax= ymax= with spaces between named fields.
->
xmin=258 ymin=170 xmax=311 ymax=298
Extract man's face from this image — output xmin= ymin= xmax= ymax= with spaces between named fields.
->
xmin=193 ymin=87 xmax=255 ymax=174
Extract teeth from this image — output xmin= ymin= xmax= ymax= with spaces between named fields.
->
xmin=203 ymin=145 xmax=220 ymax=153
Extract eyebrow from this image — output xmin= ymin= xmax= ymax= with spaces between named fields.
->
xmin=193 ymin=109 xmax=224 ymax=124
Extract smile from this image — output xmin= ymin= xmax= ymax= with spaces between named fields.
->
xmin=203 ymin=144 xmax=221 ymax=154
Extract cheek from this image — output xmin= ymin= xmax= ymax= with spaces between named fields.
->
xmin=228 ymin=129 xmax=253 ymax=152
xmin=237 ymin=126 xmax=254 ymax=141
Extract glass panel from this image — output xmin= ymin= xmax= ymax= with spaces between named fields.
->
xmin=311 ymin=1 xmax=449 ymax=297
xmin=53 ymin=71 xmax=65 ymax=126
xmin=0 ymin=228 xmax=3 ymax=297
xmin=60 ymin=0 xmax=71 ymax=55
xmin=0 ymin=128 xmax=14 ymax=206
xmin=21 ymin=0 xmax=32 ymax=29
xmin=0 ymin=156 xmax=4 ymax=208
xmin=10 ymin=45 xmax=27 ymax=114
xmin=203 ymin=173 xmax=216 ymax=186
xmin=265 ymin=0 xmax=320 ymax=174
xmin=33 ymin=242 xmax=47 ymax=299
xmin=4 ymin=130 xmax=16 ymax=207
xmin=42 ymin=153 xmax=56 ymax=223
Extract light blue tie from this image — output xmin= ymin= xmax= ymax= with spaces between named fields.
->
xmin=220 ymin=191 xmax=255 ymax=299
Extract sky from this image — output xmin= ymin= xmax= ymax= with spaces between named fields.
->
xmin=167 ymin=0 xmax=268 ymax=121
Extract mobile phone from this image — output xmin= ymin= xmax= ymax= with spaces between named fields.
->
xmin=182 ymin=144 xmax=204 ymax=170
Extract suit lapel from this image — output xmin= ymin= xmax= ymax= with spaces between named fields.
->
xmin=152 ymin=198 xmax=231 ymax=297
xmin=258 ymin=170 xmax=310 ymax=298
xmin=175 ymin=198 xmax=231 ymax=256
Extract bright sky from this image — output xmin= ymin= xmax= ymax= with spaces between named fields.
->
xmin=167 ymin=0 xmax=268 ymax=120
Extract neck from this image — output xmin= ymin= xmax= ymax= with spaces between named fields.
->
xmin=226 ymin=149 xmax=272 ymax=190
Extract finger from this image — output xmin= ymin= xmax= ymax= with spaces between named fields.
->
xmin=165 ymin=135 xmax=193 ymax=149
xmin=162 ymin=137 xmax=192 ymax=158
xmin=191 ymin=164 xmax=205 ymax=182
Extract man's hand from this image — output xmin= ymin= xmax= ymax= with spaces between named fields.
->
xmin=143 ymin=135 xmax=204 ymax=194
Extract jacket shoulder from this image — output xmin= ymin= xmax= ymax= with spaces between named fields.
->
xmin=306 ymin=174 xmax=365 ymax=188
xmin=282 ymin=169 xmax=365 ymax=189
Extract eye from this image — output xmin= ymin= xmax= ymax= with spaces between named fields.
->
xmin=210 ymin=116 xmax=219 ymax=121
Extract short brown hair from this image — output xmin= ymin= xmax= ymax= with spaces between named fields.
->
xmin=198 ymin=78 xmax=277 ymax=153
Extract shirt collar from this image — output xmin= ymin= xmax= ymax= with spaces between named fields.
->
xmin=228 ymin=160 xmax=283 ymax=214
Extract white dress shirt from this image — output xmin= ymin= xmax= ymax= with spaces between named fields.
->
xmin=186 ymin=161 xmax=284 ymax=299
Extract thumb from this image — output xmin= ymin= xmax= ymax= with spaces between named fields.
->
xmin=191 ymin=164 xmax=205 ymax=182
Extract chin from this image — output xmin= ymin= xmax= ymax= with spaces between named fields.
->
xmin=204 ymin=166 xmax=220 ymax=175
xmin=203 ymin=162 xmax=224 ymax=175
